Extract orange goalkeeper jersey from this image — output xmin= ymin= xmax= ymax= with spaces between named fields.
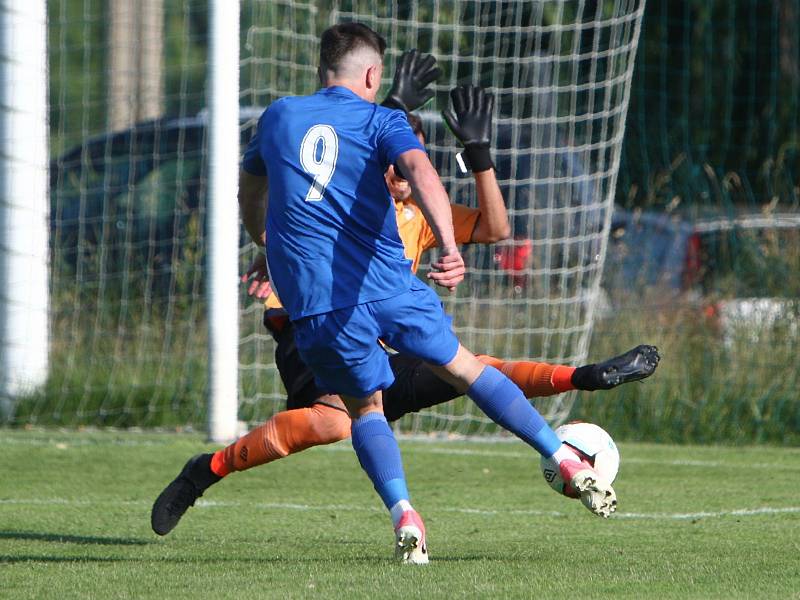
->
xmin=264 ymin=199 xmax=479 ymax=312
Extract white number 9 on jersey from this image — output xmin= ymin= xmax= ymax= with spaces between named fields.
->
xmin=300 ymin=124 xmax=339 ymax=202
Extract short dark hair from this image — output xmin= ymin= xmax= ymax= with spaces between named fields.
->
xmin=406 ymin=113 xmax=423 ymax=137
xmin=319 ymin=22 xmax=387 ymax=76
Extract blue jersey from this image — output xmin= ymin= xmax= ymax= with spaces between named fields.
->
xmin=242 ymin=86 xmax=424 ymax=320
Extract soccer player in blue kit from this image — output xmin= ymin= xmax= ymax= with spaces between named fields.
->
xmin=231 ymin=23 xmax=616 ymax=564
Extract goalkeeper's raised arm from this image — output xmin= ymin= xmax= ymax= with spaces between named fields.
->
xmin=442 ymin=84 xmax=510 ymax=244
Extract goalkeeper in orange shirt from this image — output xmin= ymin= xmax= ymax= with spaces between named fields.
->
xmin=152 ymin=51 xmax=659 ymax=536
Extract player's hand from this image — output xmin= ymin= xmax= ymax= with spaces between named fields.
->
xmin=241 ymin=252 xmax=272 ymax=299
xmin=442 ymin=85 xmax=495 ymax=172
xmin=381 ymin=49 xmax=441 ymax=113
xmin=428 ymin=249 xmax=465 ymax=291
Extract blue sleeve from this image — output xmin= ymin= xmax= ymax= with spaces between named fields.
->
xmin=241 ymin=110 xmax=267 ymax=176
xmin=376 ymin=109 xmax=425 ymax=170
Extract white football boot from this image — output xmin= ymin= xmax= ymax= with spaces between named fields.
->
xmin=559 ymin=457 xmax=618 ymax=518
xmin=394 ymin=509 xmax=429 ymax=564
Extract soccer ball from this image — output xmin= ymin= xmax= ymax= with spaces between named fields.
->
xmin=540 ymin=421 xmax=620 ymax=496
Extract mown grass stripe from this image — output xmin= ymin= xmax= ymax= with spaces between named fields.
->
xmin=2 ymin=497 xmax=798 ymax=521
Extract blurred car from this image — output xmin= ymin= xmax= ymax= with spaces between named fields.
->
xmin=51 ymin=108 xmax=263 ymax=294
xmin=602 ymin=207 xmax=800 ymax=342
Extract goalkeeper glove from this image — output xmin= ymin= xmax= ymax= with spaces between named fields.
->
xmin=381 ymin=49 xmax=441 ymax=113
xmin=442 ymin=84 xmax=495 ymax=173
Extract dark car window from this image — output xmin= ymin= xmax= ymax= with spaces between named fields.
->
xmin=51 ymin=124 xmax=206 ymax=295
xmin=50 ymin=117 xmax=261 ymax=298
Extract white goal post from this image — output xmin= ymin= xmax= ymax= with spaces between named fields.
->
xmin=207 ymin=0 xmax=241 ymax=442
xmin=0 ymin=0 xmax=49 ymax=416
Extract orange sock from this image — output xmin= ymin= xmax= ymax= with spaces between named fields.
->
xmin=476 ymin=355 xmax=576 ymax=397
xmin=209 ymin=403 xmax=352 ymax=476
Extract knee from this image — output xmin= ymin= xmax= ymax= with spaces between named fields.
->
xmin=430 ymin=345 xmax=483 ymax=392
xmin=309 ymin=403 xmax=352 ymax=444
xmin=341 ymin=391 xmax=384 ymax=419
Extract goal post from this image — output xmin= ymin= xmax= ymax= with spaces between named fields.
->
xmin=0 ymin=0 xmax=49 ymax=416
xmin=207 ymin=0 xmax=241 ymax=443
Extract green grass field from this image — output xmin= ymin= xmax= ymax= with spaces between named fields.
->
xmin=2 ymin=430 xmax=799 ymax=599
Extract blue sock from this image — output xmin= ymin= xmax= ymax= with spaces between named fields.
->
xmin=467 ymin=366 xmax=562 ymax=457
xmin=351 ymin=412 xmax=410 ymax=510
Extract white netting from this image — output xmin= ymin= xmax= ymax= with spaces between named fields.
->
xmin=238 ymin=0 xmax=646 ymax=433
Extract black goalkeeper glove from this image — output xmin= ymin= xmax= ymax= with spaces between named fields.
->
xmin=381 ymin=49 xmax=441 ymax=113
xmin=442 ymin=84 xmax=495 ymax=173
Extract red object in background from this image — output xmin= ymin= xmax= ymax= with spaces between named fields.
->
xmin=683 ymin=232 xmax=702 ymax=289
xmin=494 ymin=238 xmax=533 ymax=291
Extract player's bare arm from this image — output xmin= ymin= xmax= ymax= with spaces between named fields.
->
xmin=443 ymin=85 xmax=511 ymax=244
xmin=471 ymin=170 xmax=510 ymax=243
xmin=238 ymin=168 xmax=268 ymax=247
xmin=238 ymin=168 xmax=271 ymax=297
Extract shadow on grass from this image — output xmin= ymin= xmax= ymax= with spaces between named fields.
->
xmin=1 ymin=555 xmax=131 ymax=564
xmin=0 ymin=531 xmax=150 ymax=546
xmin=1 ymin=551 xmax=512 ymax=565
xmin=0 ymin=530 xmax=524 ymax=564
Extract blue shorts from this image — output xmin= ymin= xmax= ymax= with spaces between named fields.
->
xmin=292 ymin=278 xmax=460 ymax=398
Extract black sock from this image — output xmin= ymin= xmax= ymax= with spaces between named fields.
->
xmin=571 ymin=364 xmax=604 ymax=391
xmin=187 ymin=454 xmax=221 ymax=490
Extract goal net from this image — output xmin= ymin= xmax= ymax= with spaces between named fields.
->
xmin=4 ymin=0 xmax=645 ymax=433
xmin=238 ymin=0 xmax=646 ymax=433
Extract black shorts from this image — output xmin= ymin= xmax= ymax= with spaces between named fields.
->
xmin=264 ymin=311 xmax=462 ymax=420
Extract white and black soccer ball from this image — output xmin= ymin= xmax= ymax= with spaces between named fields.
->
xmin=540 ymin=421 xmax=620 ymax=495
